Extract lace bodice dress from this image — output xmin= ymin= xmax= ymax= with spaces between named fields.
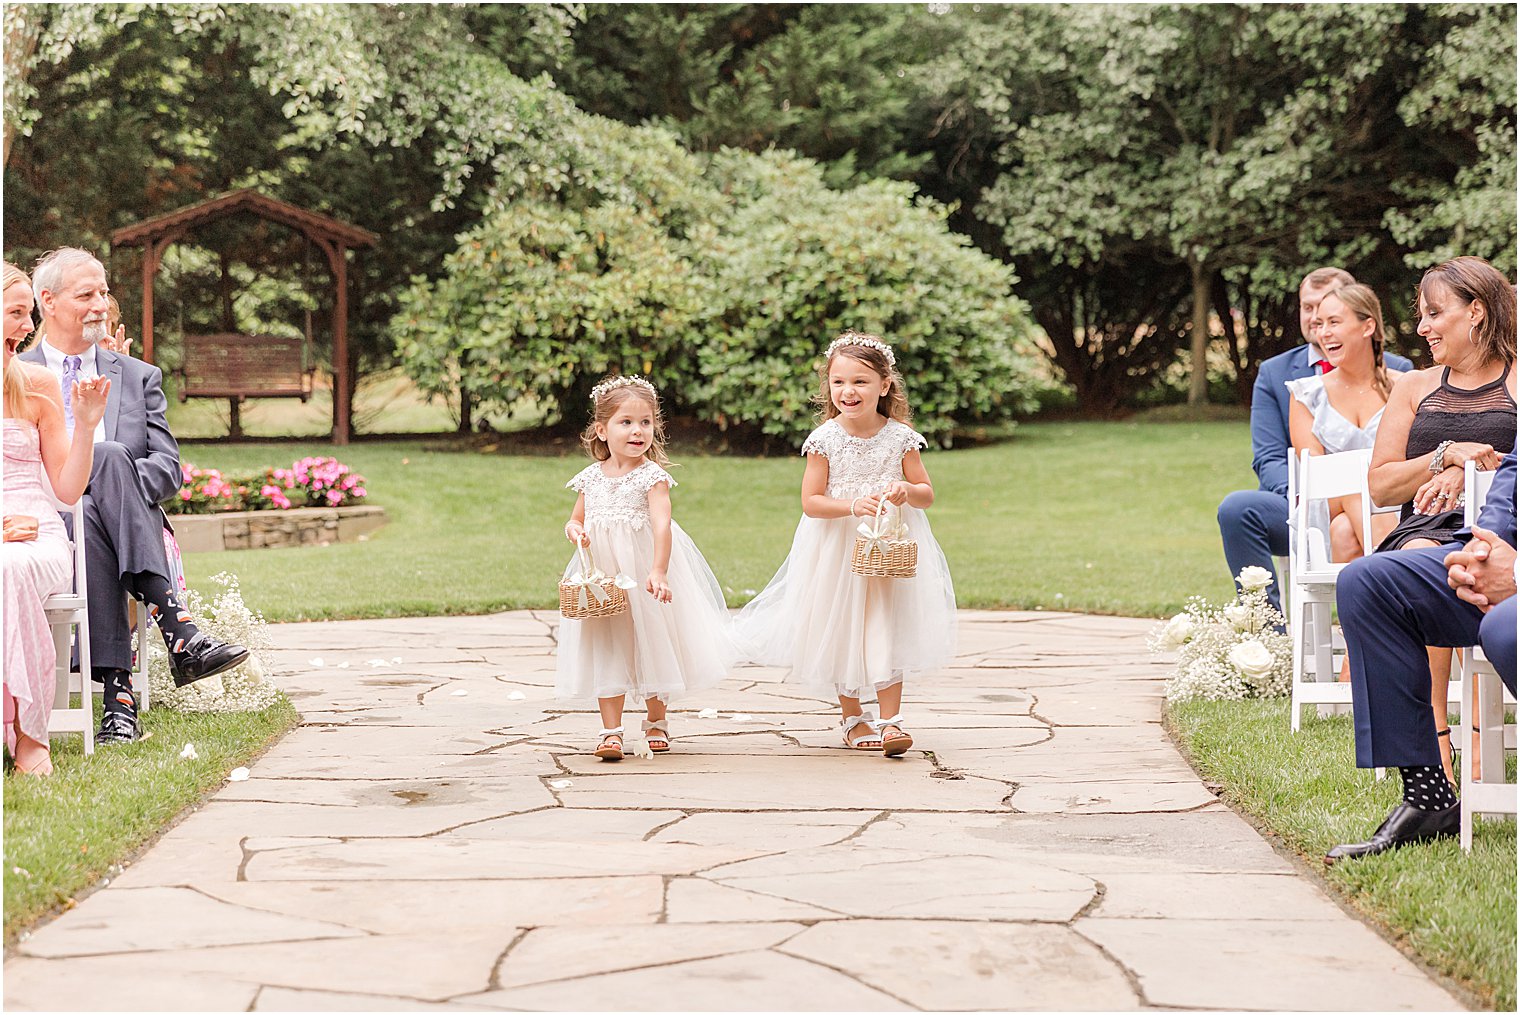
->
xmin=1378 ymin=366 xmax=1517 ymax=551
xmin=554 ymin=460 xmax=734 ymax=703
xmin=2 ymin=419 xmax=74 ymax=752
xmin=736 ymin=418 xmax=957 ymax=700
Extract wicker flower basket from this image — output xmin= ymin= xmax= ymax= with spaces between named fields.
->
xmin=559 ymin=543 xmax=630 ymax=619
xmin=851 ymin=501 xmax=917 ymax=578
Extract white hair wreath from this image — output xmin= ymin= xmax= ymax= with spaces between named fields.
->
xmin=589 ymin=374 xmax=659 ymax=403
xmin=826 ymin=331 xmax=896 ymax=367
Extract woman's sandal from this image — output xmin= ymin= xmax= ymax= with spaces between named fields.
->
xmin=643 ymin=719 xmax=671 ymax=754
xmin=872 ymin=714 xmax=914 ymax=758
xmin=594 ymin=727 xmax=625 ymax=762
xmin=841 ymin=713 xmax=882 ymax=752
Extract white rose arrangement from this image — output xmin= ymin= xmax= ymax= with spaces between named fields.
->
xmin=145 ymin=572 xmax=284 ymax=713
xmin=1148 ymin=568 xmax=1290 ymax=702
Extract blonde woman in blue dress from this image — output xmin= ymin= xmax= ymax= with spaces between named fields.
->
xmin=557 ymin=376 xmax=734 ymax=760
xmin=737 ymin=332 xmax=957 ymax=756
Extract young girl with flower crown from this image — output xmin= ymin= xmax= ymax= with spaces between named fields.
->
xmin=557 ymin=375 xmax=735 ymax=760
xmin=737 ymin=332 xmax=956 ymax=755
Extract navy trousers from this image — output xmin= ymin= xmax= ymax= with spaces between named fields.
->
xmin=1338 ymin=543 xmax=1518 ymax=769
xmin=1217 ymin=490 xmax=1289 ymax=612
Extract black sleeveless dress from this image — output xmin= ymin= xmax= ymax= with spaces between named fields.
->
xmin=1376 ymin=365 xmax=1516 ymax=552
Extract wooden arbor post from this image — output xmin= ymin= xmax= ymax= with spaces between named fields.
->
xmin=138 ymin=232 xmax=181 ymax=365
xmin=314 ymin=238 xmax=352 ymax=445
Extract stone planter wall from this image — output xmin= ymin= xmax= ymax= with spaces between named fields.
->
xmin=172 ymin=505 xmax=388 ymax=553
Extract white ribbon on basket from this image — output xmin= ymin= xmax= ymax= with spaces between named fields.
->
xmin=566 ymin=542 xmax=638 ymax=610
xmin=856 ymin=499 xmax=909 ymax=559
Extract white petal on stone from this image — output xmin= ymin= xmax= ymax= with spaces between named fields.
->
xmin=631 ymin=742 xmax=655 ymax=759
xmin=308 ymin=657 xmax=325 ymax=667
xmin=337 ymin=662 xmax=350 ymax=669
xmin=697 ymin=708 xmax=720 ymax=719
xmin=227 ymin=767 xmax=250 ymax=782
xmin=549 ymin=779 xmax=572 ymax=789
xmin=507 ymin=691 xmax=526 ymax=701
xmin=391 ymin=656 xmax=402 ymax=664
xmin=367 ymin=659 xmax=389 ymax=667
xmin=451 ymin=689 xmax=468 ymax=697
xmin=178 ymin=743 xmax=198 ymax=760
xmin=729 ymin=713 xmax=754 ymax=722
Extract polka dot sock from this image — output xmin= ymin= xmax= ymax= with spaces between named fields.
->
xmin=1398 ymin=764 xmax=1458 ymax=811
xmin=128 ymin=571 xmax=201 ymax=654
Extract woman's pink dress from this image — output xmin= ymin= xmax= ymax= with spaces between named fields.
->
xmin=3 ymin=418 xmax=73 ymax=753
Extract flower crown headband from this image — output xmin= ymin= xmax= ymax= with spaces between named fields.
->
xmin=826 ymin=331 xmax=896 ymax=367
xmin=589 ymin=374 xmax=659 ymax=403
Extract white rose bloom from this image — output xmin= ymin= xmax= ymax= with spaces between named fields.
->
xmin=1229 ymin=639 xmax=1276 ymax=680
xmin=1237 ymin=566 xmax=1274 ymax=592
xmin=1159 ymin=612 xmax=1194 ymax=649
xmin=1222 ymin=604 xmax=1253 ymax=632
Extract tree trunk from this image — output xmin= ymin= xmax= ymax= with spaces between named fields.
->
xmin=1187 ymin=258 xmax=1210 ymax=406
xmin=3 ymin=5 xmax=43 ymax=168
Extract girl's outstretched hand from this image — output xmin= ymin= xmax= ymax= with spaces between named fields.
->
xmin=564 ymin=520 xmax=590 ymax=546
xmin=883 ymin=482 xmax=910 ymax=506
xmin=646 ymin=570 xmax=673 ymax=604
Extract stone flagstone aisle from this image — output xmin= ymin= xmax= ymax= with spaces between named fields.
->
xmin=4 ymin=610 xmax=1464 ymax=1011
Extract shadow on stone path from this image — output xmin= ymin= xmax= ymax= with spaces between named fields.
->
xmin=3 ymin=610 xmax=1463 ymax=1011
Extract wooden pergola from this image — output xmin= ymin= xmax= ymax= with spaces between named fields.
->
xmin=110 ymin=189 xmax=379 ymax=443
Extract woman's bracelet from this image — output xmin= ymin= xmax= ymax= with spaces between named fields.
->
xmin=849 ymin=497 xmax=861 ymax=518
xmin=1430 ymin=440 xmax=1456 ymax=474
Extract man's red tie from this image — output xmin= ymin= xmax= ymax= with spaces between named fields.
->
xmin=1316 ymin=360 xmax=1335 ymax=374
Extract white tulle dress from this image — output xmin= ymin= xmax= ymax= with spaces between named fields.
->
xmin=555 ymin=460 xmax=736 ymax=703
xmin=736 ymin=418 xmax=957 ymax=700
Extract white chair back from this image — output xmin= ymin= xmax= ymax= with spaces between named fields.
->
xmin=1293 ymin=449 xmax=1372 ymax=572
xmin=1463 ymin=460 xmax=1498 ymax=528
xmin=45 ymin=500 xmax=94 ymax=753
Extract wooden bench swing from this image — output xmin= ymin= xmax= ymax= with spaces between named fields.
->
xmin=110 ymin=189 xmax=377 ymax=443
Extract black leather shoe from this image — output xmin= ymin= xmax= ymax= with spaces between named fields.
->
xmin=169 ymin=632 xmax=250 ymax=687
xmin=96 ymin=708 xmax=143 ymax=744
xmin=1325 ymin=801 xmax=1460 ymax=864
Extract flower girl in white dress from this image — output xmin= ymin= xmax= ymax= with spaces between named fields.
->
xmin=557 ymin=375 xmax=734 ymax=760
xmin=737 ymin=332 xmax=956 ymax=756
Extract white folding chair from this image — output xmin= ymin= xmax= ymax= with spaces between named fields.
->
xmin=1457 ymin=460 xmax=1515 ymax=850
xmin=1288 ymin=448 xmax=1372 ymax=731
xmin=45 ymin=501 xmax=93 ymax=754
xmin=130 ymin=599 xmax=153 ymax=710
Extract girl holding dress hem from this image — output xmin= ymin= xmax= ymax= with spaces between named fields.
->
xmin=556 ymin=375 xmax=734 ymax=760
xmin=736 ymin=331 xmax=957 ymax=756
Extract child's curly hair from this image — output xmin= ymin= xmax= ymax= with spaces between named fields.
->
xmin=814 ymin=330 xmax=912 ymax=425
xmin=580 ymin=375 xmax=673 ymax=467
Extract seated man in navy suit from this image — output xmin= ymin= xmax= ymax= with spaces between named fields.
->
xmin=1217 ymin=267 xmax=1413 ymax=611
xmin=1327 ymin=453 xmax=1517 ymax=861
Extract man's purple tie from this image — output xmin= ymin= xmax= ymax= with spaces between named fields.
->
xmin=62 ymin=355 xmax=82 ymax=435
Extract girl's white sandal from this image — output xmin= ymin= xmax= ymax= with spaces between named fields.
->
xmin=872 ymin=714 xmax=913 ymax=757
xmin=594 ymin=727 xmax=625 ymax=761
xmin=642 ymin=718 xmax=671 ymax=753
xmin=841 ymin=712 xmax=882 ymax=751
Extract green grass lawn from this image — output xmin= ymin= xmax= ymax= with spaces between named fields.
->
xmin=1167 ymin=700 xmax=1517 ymax=1011
xmin=3 ymin=697 xmax=298 ymax=944
xmin=177 ymin=420 xmax=1252 ymax=623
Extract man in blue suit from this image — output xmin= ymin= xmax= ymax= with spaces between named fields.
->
xmin=1216 ymin=267 xmax=1413 ymax=610
xmin=1327 ymin=453 xmax=1516 ymax=861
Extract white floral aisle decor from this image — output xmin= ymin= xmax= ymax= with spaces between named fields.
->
xmin=144 ymin=572 xmax=283 ymax=712
xmin=1149 ymin=566 xmax=1291 ymax=702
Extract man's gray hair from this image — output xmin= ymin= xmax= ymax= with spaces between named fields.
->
xmin=32 ymin=247 xmax=105 ymax=302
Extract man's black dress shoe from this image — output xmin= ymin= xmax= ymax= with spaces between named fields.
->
xmin=96 ymin=708 xmax=143 ymax=744
xmin=169 ymin=633 xmax=250 ymax=687
xmin=1325 ymin=801 xmax=1460 ymax=864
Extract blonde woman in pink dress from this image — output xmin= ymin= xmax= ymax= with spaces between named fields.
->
xmin=3 ymin=262 xmax=110 ymax=775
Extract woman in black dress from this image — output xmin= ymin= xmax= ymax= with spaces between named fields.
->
xmin=1367 ymin=256 xmax=1516 ymax=787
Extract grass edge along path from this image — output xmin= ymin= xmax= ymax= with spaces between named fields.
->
xmin=1165 ymin=698 xmax=1516 ymax=1011
xmin=3 ymin=696 xmax=299 ymax=946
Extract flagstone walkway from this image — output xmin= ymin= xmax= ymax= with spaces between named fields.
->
xmin=5 ymin=610 xmax=1464 ymax=1011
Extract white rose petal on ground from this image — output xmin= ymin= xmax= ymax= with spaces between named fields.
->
xmin=549 ymin=779 xmax=572 ymax=789
xmin=308 ymin=657 xmax=325 ymax=668
xmin=391 ymin=656 xmax=402 ymax=664
xmin=507 ymin=691 xmax=527 ymax=701
xmin=337 ymin=662 xmax=351 ymax=669
xmin=178 ymin=743 xmax=198 ymax=761
xmin=227 ymin=768 xmax=250 ymax=782
xmin=729 ymin=713 xmax=754 ymax=722
xmin=367 ymin=659 xmax=389 ymax=667
xmin=450 ymin=689 xmax=468 ymax=697
xmin=697 ymin=708 xmax=719 ymax=719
